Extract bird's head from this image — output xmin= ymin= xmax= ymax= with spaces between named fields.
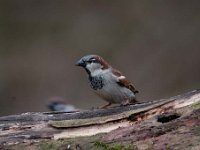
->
xmin=76 ymin=55 xmax=110 ymax=75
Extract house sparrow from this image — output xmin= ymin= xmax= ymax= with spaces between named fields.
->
xmin=76 ymin=54 xmax=139 ymax=108
xmin=47 ymin=97 xmax=77 ymax=112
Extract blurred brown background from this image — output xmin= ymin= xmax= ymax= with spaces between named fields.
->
xmin=0 ymin=0 xmax=200 ymax=116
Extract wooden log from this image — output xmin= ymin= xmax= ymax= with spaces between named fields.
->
xmin=0 ymin=89 xmax=200 ymax=149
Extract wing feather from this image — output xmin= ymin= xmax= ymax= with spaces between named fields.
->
xmin=112 ymin=69 xmax=139 ymax=94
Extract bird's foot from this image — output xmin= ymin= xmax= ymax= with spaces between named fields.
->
xmin=121 ymin=100 xmax=132 ymax=106
xmin=100 ymin=102 xmax=112 ymax=109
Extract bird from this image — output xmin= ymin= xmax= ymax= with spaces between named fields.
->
xmin=76 ymin=54 xmax=139 ymax=108
xmin=47 ymin=97 xmax=77 ymax=112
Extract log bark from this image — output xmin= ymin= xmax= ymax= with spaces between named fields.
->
xmin=0 ymin=90 xmax=200 ymax=150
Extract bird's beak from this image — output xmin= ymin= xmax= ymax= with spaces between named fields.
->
xmin=75 ymin=59 xmax=86 ymax=67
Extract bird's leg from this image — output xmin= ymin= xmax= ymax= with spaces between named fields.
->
xmin=129 ymin=99 xmax=138 ymax=104
xmin=121 ymin=99 xmax=131 ymax=106
xmin=100 ymin=102 xmax=112 ymax=109
xmin=121 ymin=99 xmax=141 ymax=106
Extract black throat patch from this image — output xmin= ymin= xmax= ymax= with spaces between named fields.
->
xmin=89 ymin=76 xmax=104 ymax=90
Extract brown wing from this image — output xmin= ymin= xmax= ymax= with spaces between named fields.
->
xmin=112 ymin=69 xmax=139 ymax=94
xmin=118 ymin=78 xmax=139 ymax=94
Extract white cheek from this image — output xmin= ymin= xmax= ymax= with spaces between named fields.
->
xmin=86 ymin=63 xmax=102 ymax=73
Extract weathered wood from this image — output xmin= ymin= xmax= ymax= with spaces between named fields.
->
xmin=0 ymin=89 xmax=200 ymax=149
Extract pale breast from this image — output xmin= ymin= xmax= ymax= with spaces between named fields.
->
xmin=91 ymin=72 xmax=135 ymax=104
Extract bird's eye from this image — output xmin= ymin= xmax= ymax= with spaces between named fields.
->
xmin=88 ymin=58 xmax=96 ymax=63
